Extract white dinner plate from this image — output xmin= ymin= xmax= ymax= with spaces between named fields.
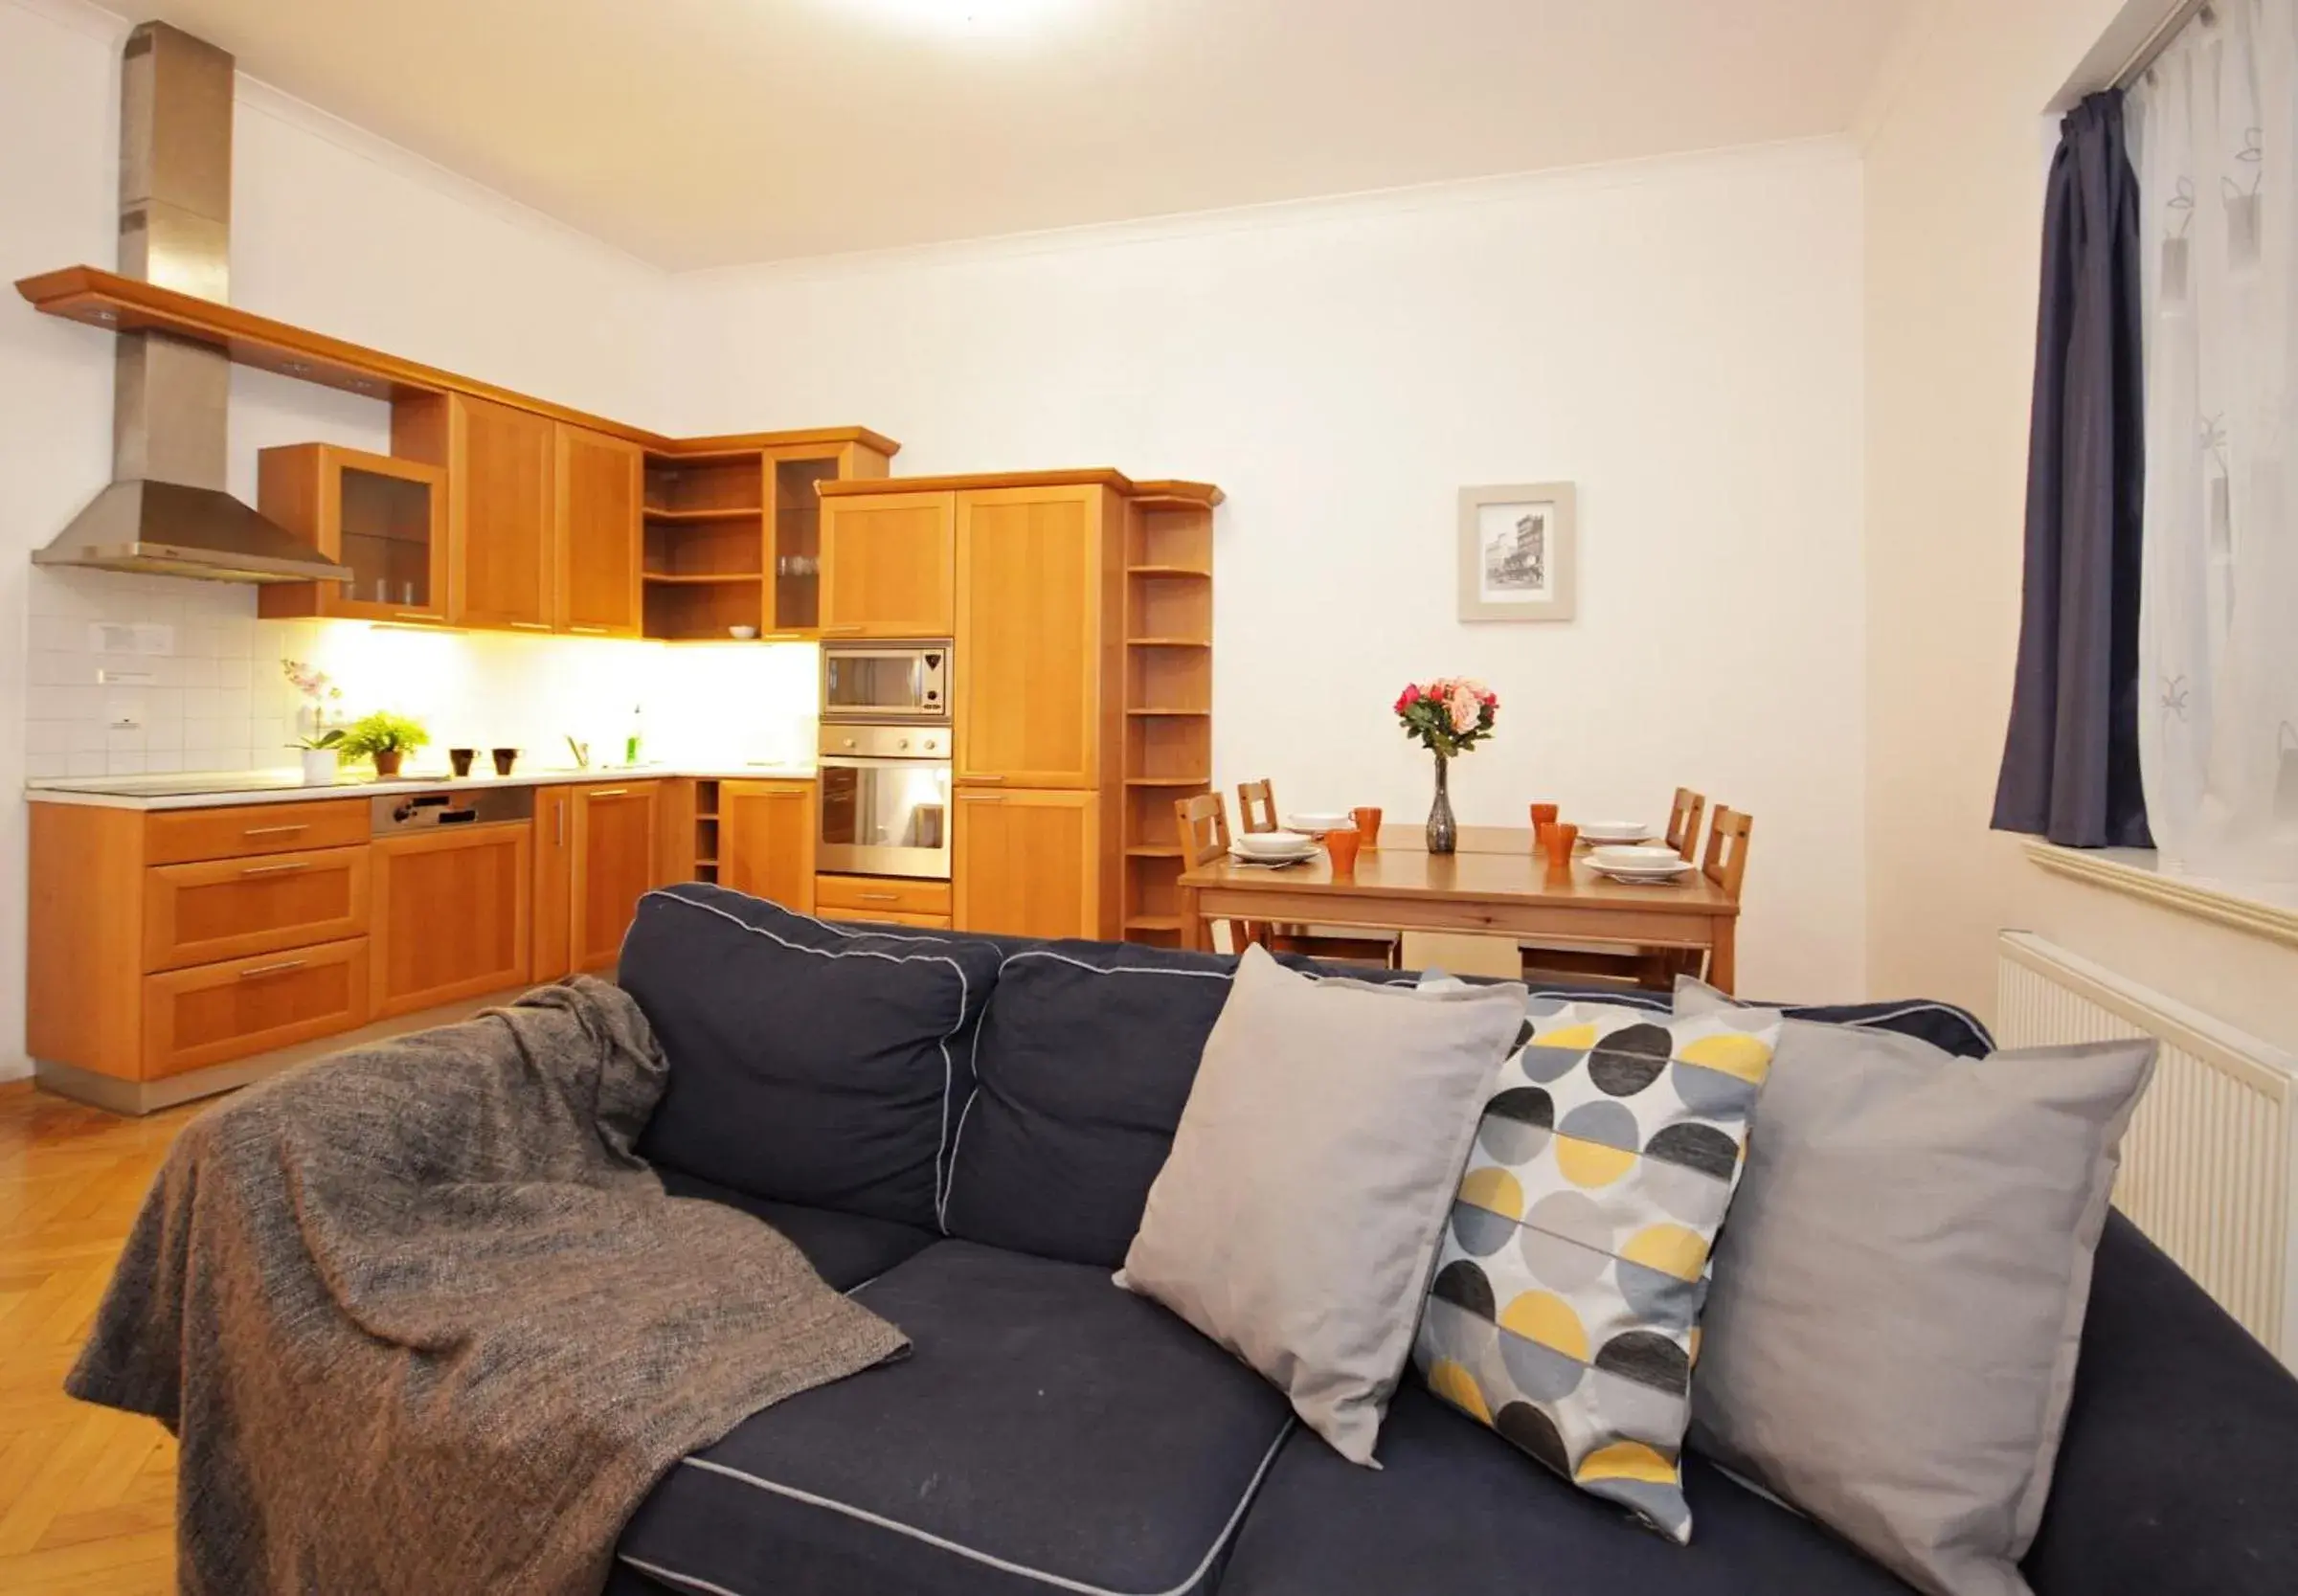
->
xmin=1228 ymin=847 xmax=1318 ymax=867
xmin=1235 ymin=828 xmax=1315 ymax=858
xmin=1285 ymin=812 xmax=1354 ymax=835
xmin=1590 ymin=845 xmax=1688 ymax=870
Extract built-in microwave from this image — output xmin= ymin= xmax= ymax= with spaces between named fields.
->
xmin=821 ymin=641 xmax=950 ymax=723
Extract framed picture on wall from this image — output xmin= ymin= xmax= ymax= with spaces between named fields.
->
xmin=1458 ymin=483 xmax=1577 ymax=622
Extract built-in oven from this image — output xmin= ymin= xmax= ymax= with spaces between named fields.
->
xmin=818 ymin=723 xmax=952 ymax=880
xmin=821 ymin=641 xmax=950 ymax=724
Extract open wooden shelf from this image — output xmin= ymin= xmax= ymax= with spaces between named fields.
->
xmin=1125 ymin=776 xmax=1210 ymax=787
xmin=1125 ymin=845 xmax=1183 ymax=859
xmin=1129 ymin=638 xmax=1211 ymax=647
xmin=1128 ymin=708 xmax=1207 ymax=717
xmin=1124 ymin=916 xmax=1183 ymax=933
xmin=1119 ymin=490 xmax=1217 ymax=948
xmin=643 ymin=572 xmax=764 ymax=584
xmin=1127 ymin=564 xmax=1212 ymax=576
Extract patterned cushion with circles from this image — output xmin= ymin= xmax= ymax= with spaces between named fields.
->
xmin=1412 ymin=990 xmax=1781 ymax=1542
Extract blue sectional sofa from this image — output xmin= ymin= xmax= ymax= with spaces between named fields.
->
xmin=601 ymin=884 xmax=2298 ymax=1596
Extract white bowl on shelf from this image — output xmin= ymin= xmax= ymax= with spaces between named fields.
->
xmin=728 ymin=625 xmax=760 ymax=641
xmin=1235 ymin=829 xmax=1317 ymax=859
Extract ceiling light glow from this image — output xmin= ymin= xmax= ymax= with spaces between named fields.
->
xmin=838 ymin=0 xmax=1081 ymax=38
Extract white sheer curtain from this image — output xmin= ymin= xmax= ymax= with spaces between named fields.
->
xmin=2129 ymin=0 xmax=2298 ymax=886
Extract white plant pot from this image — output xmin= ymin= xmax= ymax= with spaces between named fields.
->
xmin=300 ymin=748 xmax=340 ymax=786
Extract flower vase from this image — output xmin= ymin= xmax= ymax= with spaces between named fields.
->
xmin=1426 ymin=752 xmax=1457 ymax=854
xmin=300 ymin=748 xmax=338 ymax=786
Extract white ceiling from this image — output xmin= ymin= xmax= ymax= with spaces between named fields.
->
xmin=111 ymin=0 xmax=1915 ymax=271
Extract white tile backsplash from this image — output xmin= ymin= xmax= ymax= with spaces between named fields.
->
xmin=24 ymin=566 xmax=822 ymax=779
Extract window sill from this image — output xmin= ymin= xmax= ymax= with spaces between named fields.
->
xmin=2023 ymin=841 xmax=2298 ymax=952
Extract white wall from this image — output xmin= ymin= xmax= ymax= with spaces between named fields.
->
xmin=0 ymin=0 xmax=679 ymax=1077
xmin=1863 ymin=0 xmax=2298 ymax=1050
xmin=669 ymin=143 xmax=1870 ymax=1000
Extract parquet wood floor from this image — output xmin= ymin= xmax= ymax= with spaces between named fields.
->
xmin=0 ymin=1080 xmax=204 ymax=1594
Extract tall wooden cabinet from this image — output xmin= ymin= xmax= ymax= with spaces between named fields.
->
xmin=820 ymin=470 xmax=1220 ymax=946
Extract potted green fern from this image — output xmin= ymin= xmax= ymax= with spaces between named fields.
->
xmin=337 ymin=710 xmax=431 ymax=779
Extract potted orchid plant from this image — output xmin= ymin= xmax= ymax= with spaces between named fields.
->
xmin=1393 ymin=677 xmax=1498 ymax=853
xmin=283 ymin=660 xmax=346 ymax=785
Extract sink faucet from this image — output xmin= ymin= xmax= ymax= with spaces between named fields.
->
xmin=565 ymin=735 xmax=591 ymax=770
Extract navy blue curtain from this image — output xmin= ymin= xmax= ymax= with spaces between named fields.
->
xmin=1992 ymin=90 xmax=2153 ymax=849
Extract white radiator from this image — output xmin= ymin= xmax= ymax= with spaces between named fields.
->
xmin=1997 ymin=932 xmax=2298 ymax=1363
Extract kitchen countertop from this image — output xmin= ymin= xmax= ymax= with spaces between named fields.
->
xmin=25 ymin=763 xmax=818 ymax=812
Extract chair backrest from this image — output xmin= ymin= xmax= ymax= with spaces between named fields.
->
xmin=1175 ymin=792 xmax=1231 ymax=867
xmin=1236 ymin=778 xmax=1279 ymax=836
xmin=1701 ymin=806 xmax=1753 ymax=899
xmin=1668 ymin=787 xmax=1708 ymax=861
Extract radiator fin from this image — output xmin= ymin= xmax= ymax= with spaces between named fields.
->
xmin=1997 ymin=932 xmax=2295 ymax=1362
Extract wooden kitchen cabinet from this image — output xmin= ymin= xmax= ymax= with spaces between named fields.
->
xmin=820 ymin=490 xmax=956 ymax=638
xmin=531 ymin=785 xmax=575 ymax=981
xmin=143 ymin=844 xmax=371 ymax=973
xmin=720 ymin=780 xmax=816 ymax=912
xmin=955 ymin=484 xmax=1111 ymax=789
xmin=371 ymin=824 xmax=532 ymax=1019
xmin=254 ymin=443 xmax=449 ymax=623
xmin=394 ymin=393 xmax=556 ymax=632
xmin=570 ymin=782 xmax=663 ymax=972
xmin=555 ymin=424 xmax=643 ymax=637
xmin=953 ymin=788 xmax=1100 ymax=940
xmin=142 ymin=938 xmax=371 ymax=1082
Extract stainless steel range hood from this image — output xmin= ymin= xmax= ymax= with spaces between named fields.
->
xmin=32 ymin=22 xmax=351 ymax=586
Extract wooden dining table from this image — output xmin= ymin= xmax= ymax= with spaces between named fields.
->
xmin=1179 ymin=826 xmax=1740 ymax=992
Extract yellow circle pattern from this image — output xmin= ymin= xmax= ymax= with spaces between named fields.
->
xmin=1458 ymin=1166 xmax=1524 ymax=1220
xmin=1427 ymin=1359 xmax=1490 ymax=1423
xmin=1677 ymin=1032 xmax=1774 ymax=1084
xmin=1621 ymin=1223 xmax=1710 ymax=1282
xmin=1554 ymin=1132 xmax=1635 ymax=1189
xmin=1498 ymin=1291 xmax=1588 ymax=1362
xmin=1576 ymin=1439 xmax=1678 ymax=1486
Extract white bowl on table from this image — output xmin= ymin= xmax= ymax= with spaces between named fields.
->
xmin=1589 ymin=844 xmax=1693 ymax=880
xmin=1580 ymin=820 xmax=1655 ymax=844
xmin=1235 ymin=829 xmax=1318 ymax=860
xmin=1285 ymin=812 xmax=1353 ymax=836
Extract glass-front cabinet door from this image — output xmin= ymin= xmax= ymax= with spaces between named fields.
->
xmin=257 ymin=443 xmax=449 ymax=624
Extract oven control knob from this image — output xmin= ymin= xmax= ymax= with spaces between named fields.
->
xmin=898 ymin=738 xmax=911 ymax=751
xmin=841 ymin=737 xmax=856 ymax=749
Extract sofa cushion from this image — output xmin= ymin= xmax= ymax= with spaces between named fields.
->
xmin=942 ymin=939 xmax=1243 ymax=1265
xmin=656 ymin=1168 xmax=935 ymax=1293
xmin=623 ymin=885 xmax=1004 ymax=1229
xmin=1219 ymin=1382 xmax=1916 ymax=1595
xmin=615 ymin=1239 xmax=1295 ymax=1596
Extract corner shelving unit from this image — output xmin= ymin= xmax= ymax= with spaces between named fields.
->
xmin=1119 ymin=493 xmax=1216 ymax=947
xmin=692 ymin=779 xmax=722 ymax=885
xmin=641 ymin=438 xmax=890 ymax=641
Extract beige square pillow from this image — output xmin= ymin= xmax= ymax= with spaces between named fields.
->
xmin=1117 ymin=947 xmax=1528 ymax=1464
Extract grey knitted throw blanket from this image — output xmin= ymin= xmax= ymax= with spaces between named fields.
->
xmin=67 ymin=976 xmax=907 ymax=1595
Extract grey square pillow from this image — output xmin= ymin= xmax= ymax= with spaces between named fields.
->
xmin=1117 ymin=946 xmax=1528 ymax=1464
xmin=1674 ymin=978 xmax=2156 ymax=1596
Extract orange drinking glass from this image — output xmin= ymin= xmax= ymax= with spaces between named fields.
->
xmin=1543 ymin=820 xmax=1579 ymax=873
xmin=1529 ymin=802 xmax=1559 ymax=844
xmin=1351 ymin=806 xmax=1384 ymax=847
xmin=1324 ymin=825 xmax=1363 ymax=877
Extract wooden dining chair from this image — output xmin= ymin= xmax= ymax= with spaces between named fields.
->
xmin=1234 ymin=776 xmax=1401 ymax=969
xmin=1519 ymin=786 xmax=1719 ymax=990
xmin=1176 ymin=793 xmax=1264 ymax=955
xmin=1666 ymin=787 xmax=1708 ymax=862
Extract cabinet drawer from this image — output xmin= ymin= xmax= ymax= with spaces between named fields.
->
xmin=146 ymin=799 xmax=368 ymax=865
xmin=144 ymin=845 xmax=372 ymax=973
xmin=142 ymin=937 xmax=371 ymax=1080
xmin=816 ymin=875 xmax=952 ymax=916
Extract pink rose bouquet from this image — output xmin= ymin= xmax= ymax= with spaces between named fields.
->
xmin=1394 ymin=677 xmax=1498 ymax=758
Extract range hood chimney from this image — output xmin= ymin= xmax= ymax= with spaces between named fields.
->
xmin=32 ymin=22 xmax=352 ymax=585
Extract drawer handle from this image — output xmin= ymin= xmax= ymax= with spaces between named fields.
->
xmin=239 ymin=861 xmax=311 ymax=877
xmin=967 ymin=775 xmax=1006 ymax=784
xmin=587 ymin=788 xmax=630 ymax=798
xmin=857 ymin=892 xmax=901 ymax=903
xmin=822 ymin=624 xmax=864 ymax=635
xmin=237 ymin=957 xmax=307 ymax=979
xmin=508 ymin=621 xmax=552 ymax=631
xmin=962 ymin=796 xmax=1006 ymax=805
xmin=569 ymin=625 xmax=610 ymax=635
xmin=242 ymin=823 xmax=307 ymax=838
